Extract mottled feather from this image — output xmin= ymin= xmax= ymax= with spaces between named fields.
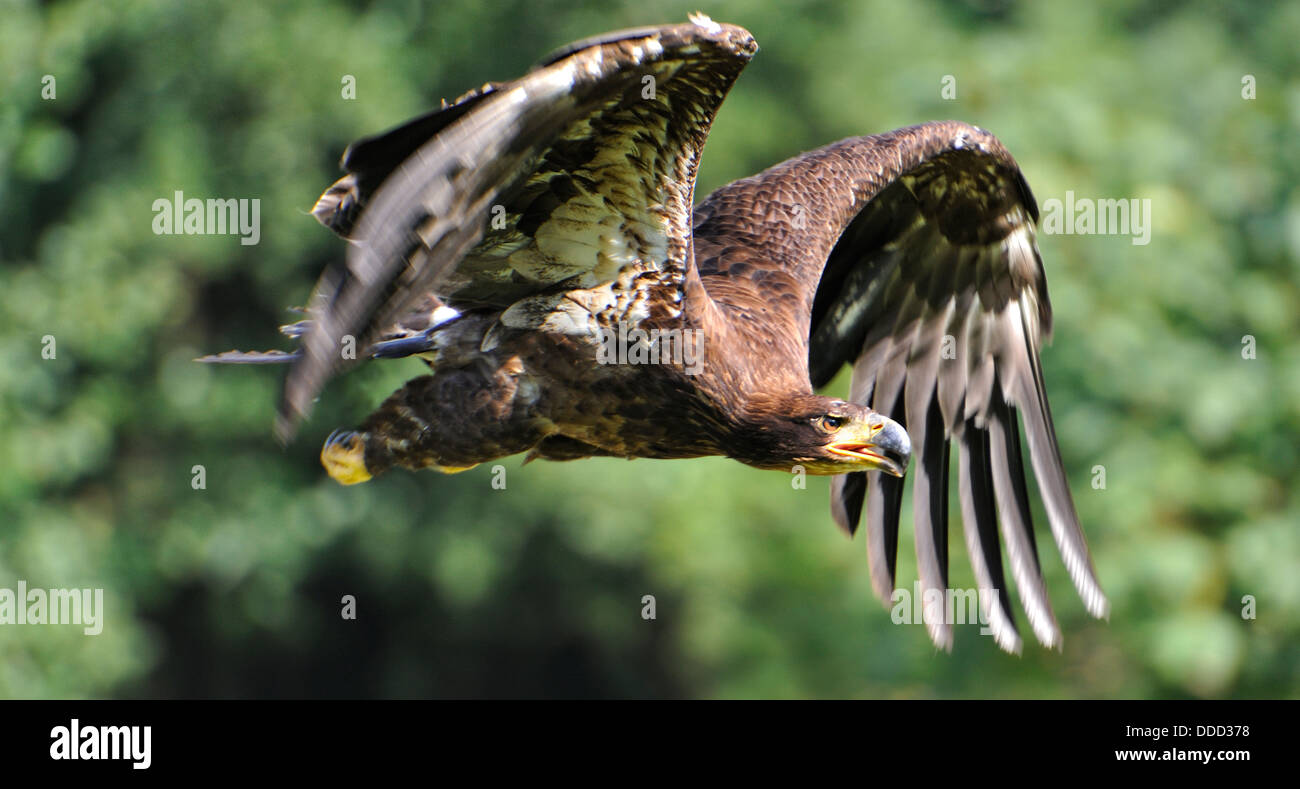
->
xmin=280 ymin=20 xmax=758 ymax=439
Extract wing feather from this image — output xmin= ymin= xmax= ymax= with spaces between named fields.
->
xmin=694 ymin=121 xmax=1106 ymax=651
xmin=957 ymin=421 xmax=1023 ymax=654
xmin=909 ymin=394 xmax=952 ymax=650
xmin=988 ymin=392 xmax=1062 ymax=648
xmin=278 ymin=20 xmax=757 ymax=439
xmin=862 ymin=348 xmax=907 ymax=607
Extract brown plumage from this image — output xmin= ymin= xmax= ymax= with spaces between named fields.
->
xmin=202 ymin=15 xmax=1106 ymax=653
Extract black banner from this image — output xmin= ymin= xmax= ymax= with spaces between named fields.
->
xmin=2 ymin=699 xmax=1286 ymax=776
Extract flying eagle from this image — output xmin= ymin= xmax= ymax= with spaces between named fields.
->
xmin=203 ymin=15 xmax=1107 ymax=653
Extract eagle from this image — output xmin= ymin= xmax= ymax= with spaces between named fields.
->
xmin=203 ymin=15 xmax=1107 ymax=653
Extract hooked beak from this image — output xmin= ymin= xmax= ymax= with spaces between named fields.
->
xmin=826 ymin=416 xmax=912 ymax=477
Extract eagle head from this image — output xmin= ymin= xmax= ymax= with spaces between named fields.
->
xmin=733 ymin=394 xmax=911 ymax=477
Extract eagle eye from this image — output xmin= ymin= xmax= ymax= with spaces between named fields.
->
xmin=816 ymin=415 xmax=846 ymax=432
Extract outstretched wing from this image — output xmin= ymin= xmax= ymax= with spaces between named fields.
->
xmin=277 ymin=17 xmax=757 ymax=439
xmin=693 ymin=121 xmax=1106 ymax=653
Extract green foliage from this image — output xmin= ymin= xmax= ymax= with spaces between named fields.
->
xmin=1 ymin=0 xmax=1296 ymax=698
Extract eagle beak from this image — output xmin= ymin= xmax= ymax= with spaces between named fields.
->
xmin=827 ymin=416 xmax=911 ymax=477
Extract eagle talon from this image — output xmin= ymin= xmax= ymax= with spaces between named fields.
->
xmin=321 ymin=430 xmax=372 ymax=485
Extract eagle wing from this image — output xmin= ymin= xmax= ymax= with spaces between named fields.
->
xmin=276 ymin=17 xmax=757 ymax=439
xmin=692 ymin=121 xmax=1106 ymax=653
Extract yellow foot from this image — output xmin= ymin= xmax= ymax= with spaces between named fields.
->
xmin=321 ymin=430 xmax=372 ymax=485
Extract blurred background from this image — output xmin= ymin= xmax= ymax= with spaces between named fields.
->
xmin=2 ymin=0 xmax=1297 ymax=698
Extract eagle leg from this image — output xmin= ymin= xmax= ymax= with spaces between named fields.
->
xmin=321 ymin=426 xmax=479 ymax=483
xmin=320 ymin=359 xmax=554 ymax=484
